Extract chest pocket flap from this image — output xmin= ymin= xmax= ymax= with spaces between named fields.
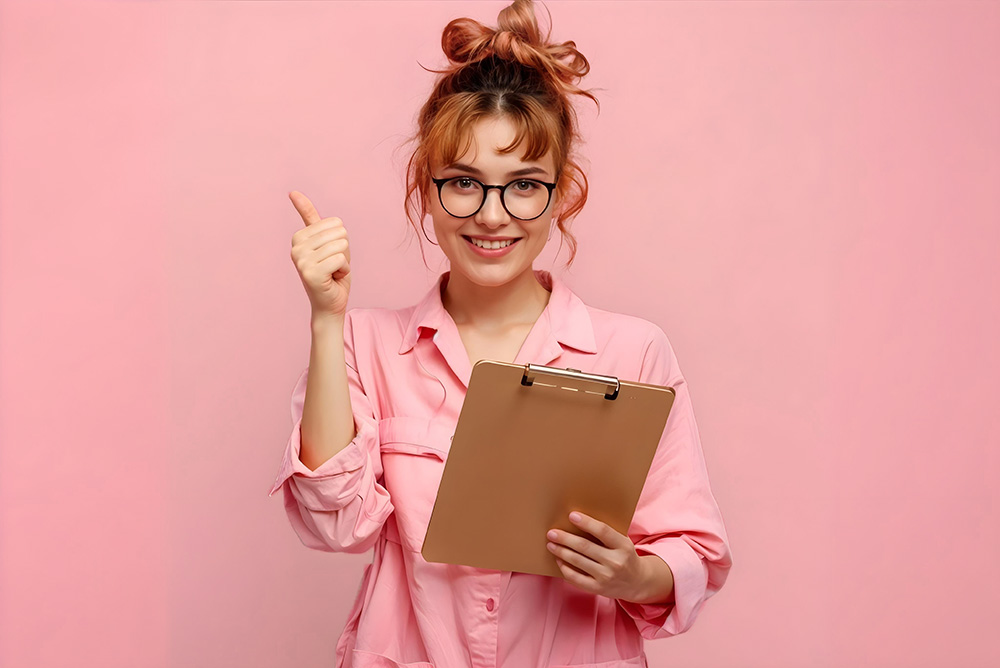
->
xmin=378 ymin=416 xmax=451 ymax=459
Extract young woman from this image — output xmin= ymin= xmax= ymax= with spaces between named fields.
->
xmin=269 ymin=2 xmax=732 ymax=666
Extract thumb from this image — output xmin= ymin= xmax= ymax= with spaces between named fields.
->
xmin=289 ymin=190 xmax=322 ymax=226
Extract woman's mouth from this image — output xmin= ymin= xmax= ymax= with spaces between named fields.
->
xmin=463 ymin=235 xmax=522 ymax=257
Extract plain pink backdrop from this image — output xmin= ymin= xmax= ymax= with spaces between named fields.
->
xmin=1 ymin=1 xmax=997 ymax=667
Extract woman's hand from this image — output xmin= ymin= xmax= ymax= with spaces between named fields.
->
xmin=289 ymin=190 xmax=353 ymax=320
xmin=546 ymin=512 xmax=648 ymax=602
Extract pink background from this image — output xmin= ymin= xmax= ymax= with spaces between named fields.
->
xmin=1 ymin=0 xmax=997 ymax=666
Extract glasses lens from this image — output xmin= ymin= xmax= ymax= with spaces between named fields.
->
xmin=439 ymin=178 xmax=551 ymax=219
xmin=440 ymin=178 xmax=484 ymax=217
xmin=503 ymin=180 xmax=551 ymax=220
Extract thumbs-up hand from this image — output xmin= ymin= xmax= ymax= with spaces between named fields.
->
xmin=289 ymin=191 xmax=352 ymax=320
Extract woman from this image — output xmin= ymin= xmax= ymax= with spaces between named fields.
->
xmin=269 ymin=1 xmax=732 ymax=666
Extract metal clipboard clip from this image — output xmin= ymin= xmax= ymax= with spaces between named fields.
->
xmin=520 ymin=363 xmax=621 ymax=400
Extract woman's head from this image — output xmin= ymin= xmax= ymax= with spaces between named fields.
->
xmin=402 ymin=0 xmax=599 ymax=275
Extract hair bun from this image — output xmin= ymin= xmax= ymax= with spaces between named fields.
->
xmin=488 ymin=27 xmax=538 ymax=65
xmin=441 ymin=0 xmax=543 ymax=67
xmin=441 ymin=24 xmax=535 ymax=67
xmin=441 ymin=18 xmax=487 ymax=65
xmin=439 ymin=2 xmax=589 ymax=91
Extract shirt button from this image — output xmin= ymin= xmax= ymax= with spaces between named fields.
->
xmin=486 ymin=598 xmax=495 ymax=612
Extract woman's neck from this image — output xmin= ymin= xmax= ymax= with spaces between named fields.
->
xmin=442 ymin=268 xmax=552 ymax=332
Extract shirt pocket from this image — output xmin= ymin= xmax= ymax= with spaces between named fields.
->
xmin=378 ymin=416 xmax=451 ymax=554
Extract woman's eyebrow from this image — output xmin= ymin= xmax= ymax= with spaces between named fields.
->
xmin=444 ymin=162 xmax=549 ymax=178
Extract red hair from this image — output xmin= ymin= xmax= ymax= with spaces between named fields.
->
xmin=399 ymin=0 xmax=600 ymax=269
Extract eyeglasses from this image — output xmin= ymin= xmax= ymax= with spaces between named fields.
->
xmin=431 ymin=176 xmax=557 ymax=221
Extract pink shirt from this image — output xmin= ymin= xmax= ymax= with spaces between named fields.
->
xmin=268 ymin=268 xmax=732 ymax=668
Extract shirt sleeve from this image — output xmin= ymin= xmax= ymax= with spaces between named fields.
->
xmin=267 ymin=309 xmax=393 ymax=554
xmin=616 ymin=324 xmax=733 ymax=639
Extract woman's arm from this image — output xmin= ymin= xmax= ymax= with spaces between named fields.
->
xmin=615 ymin=324 xmax=733 ymax=638
xmin=269 ymin=309 xmax=392 ymax=554
xmin=299 ymin=313 xmax=356 ymax=471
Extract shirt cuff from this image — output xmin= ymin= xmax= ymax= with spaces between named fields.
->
xmin=267 ymin=415 xmax=374 ymax=511
xmin=617 ymin=537 xmax=709 ymax=639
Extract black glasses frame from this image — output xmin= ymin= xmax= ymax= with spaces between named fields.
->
xmin=431 ymin=176 xmax=558 ymax=221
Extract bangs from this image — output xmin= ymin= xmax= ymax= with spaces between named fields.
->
xmin=425 ymin=93 xmax=562 ymax=172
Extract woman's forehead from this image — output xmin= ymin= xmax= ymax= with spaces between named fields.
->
xmin=441 ymin=116 xmax=554 ymax=169
xmin=435 ymin=142 xmax=555 ymax=178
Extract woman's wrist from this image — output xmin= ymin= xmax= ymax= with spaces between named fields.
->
xmin=624 ymin=554 xmax=676 ymax=606
xmin=311 ymin=312 xmax=346 ymax=333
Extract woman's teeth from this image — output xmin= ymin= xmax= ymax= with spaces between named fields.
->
xmin=469 ymin=237 xmax=516 ymax=249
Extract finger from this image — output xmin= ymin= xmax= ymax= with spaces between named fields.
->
xmin=548 ymin=539 xmax=603 ymax=574
xmin=303 ymin=226 xmax=349 ymax=253
xmin=556 ymin=557 xmax=598 ymax=593
xmin=290 ymin=230 xmax=346 ymax=271
xmin=291 ymin=220 xmax=348 ymax=252
xmin=316 ymin=243 xmax=351 ymax=279
xmin=314 ymin=250 xmax=350 ymax=282
xmin=289 ymin=190 xmax=322 ymax=227
xmin=549 ymin=529 xmax=610 ymax=564
xmin=569 ymin=512 xmax=629 ymax=550
xmin=554 ymin=558 xmax=591 ymax=590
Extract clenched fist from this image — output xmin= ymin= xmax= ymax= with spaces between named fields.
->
xmin=289 ymin=191 xmax=352 ymax=320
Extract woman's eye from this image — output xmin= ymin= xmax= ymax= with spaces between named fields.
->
xmin=514 ymin=180 xmax=538 ymax=191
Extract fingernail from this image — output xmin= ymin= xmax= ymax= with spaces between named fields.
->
xmin=547 ymin=530 xmax=558 ymax=540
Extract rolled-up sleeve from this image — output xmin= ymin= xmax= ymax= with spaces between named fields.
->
xmin=616 ymin=325 xmax=733 ymax=639
xmin=267 ymin=309 xmax=393 ymax=554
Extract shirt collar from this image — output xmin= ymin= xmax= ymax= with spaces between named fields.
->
xmin=398 ymin=268 xmax=597 ymax=356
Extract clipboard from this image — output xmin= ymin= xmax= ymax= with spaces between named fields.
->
xmin=421 ymin=360 xmax=676 ymax=578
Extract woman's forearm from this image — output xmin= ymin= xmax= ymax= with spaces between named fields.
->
xmin=299 ymin=314 xmax=357 ymax=471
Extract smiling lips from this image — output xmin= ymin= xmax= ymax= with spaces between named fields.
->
xmin=467 ymin=236 xmax=519 ymax=249
xmin=462 ymin=235 xmax=522 ymax=255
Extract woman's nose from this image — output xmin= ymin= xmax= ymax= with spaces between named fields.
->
xmin=477 ymin=188 xmax=508 ymax=223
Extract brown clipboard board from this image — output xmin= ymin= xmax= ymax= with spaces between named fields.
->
xmin=421 ymin=360 xmax=676 ymax=578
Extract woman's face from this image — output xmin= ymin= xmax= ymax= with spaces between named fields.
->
xmin=426 ymin=115 xmax=558 ymax=287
